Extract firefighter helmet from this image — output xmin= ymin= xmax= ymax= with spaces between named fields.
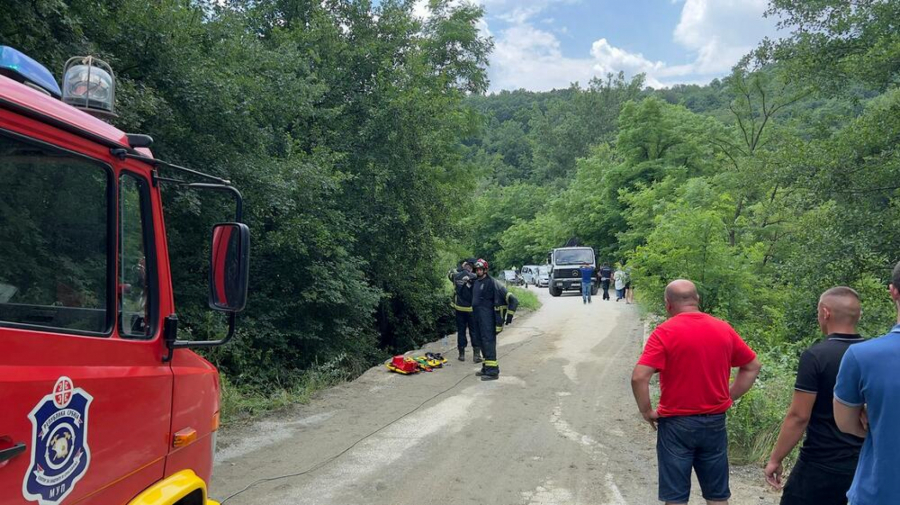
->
xmin=474 ymin=259 xmax=489 ymax=271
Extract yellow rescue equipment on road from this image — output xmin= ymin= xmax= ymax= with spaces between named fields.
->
xmin=385 ymin=353 xmax=448 ymax=374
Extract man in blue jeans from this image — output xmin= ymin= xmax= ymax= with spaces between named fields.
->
xmin=579 ymin=262 xmax=594 ymax=304
xmin=833 ymin=261 xmax=900 ymax=505
xmin=632 ymin=280 xmax=762 ymax=504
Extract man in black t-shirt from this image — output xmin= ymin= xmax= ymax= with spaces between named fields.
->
xmin=764 ymin=286 xmax=866 ymax=505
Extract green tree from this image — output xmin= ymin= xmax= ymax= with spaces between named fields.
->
xmin=758 ymin=0 xmax=900 ymax=92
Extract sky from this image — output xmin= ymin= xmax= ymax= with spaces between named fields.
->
xmin=414 ymin=0 xmax=783 ymax=92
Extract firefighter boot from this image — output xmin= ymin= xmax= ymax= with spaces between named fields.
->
xmin=478 ymin=367 xmax=499 ymax=380
xmin=458 ymin=348 xmax=465 ymax=361
xmin=473 ymin=347 xmax=483 ymax=363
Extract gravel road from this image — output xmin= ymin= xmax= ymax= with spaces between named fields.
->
xmin=211 ymin=288 xmax=780 ymax=505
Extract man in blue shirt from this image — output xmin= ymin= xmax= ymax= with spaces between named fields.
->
xmin=579 ymin=263 xmax=594 ymax=304
xmin=834 ymin=261 xmax=900 ymax=505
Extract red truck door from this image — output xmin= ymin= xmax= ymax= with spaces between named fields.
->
xmin=0 ymin=126 xmax=173 ymax=505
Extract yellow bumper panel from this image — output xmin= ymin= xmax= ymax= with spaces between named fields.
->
xmin=128 ymin=470 xmax=209 ymax=505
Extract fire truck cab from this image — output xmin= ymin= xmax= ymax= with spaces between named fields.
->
xmin=0 ymin=47 xmax=249 ymax=505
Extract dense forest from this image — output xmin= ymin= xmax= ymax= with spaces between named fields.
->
xmin=3 ymin=0 xmax=899 ymax=462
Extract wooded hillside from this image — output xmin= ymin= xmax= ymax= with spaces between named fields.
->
xmin=4 ymin=1 xmax=899 ymax=455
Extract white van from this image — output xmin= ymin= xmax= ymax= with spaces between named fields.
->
xmin=521 ymin=265 xmax=540 ymax=285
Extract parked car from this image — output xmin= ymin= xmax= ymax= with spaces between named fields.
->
xmin=521 ymin=265 xmax=540 ymax=285
xmin=502 ymin=270 xmax=524 ymax=286
xmin=536 ymin=266 xmax=550 ymax=287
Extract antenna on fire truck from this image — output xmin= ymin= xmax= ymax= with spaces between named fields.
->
xmin=61 ymin=55 xmax=116 ymax=118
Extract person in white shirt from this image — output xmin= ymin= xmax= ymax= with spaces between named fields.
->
xmin=614 ymin=266 xmax=626 ymax=302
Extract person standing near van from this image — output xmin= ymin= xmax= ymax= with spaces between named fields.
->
xmin=764 ymin=287 xmax=865 ymax=505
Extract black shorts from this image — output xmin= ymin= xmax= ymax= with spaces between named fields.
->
xmin=780 ymin=458 xmax=854 ymax=505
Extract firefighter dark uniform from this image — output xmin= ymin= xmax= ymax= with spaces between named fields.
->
xmin=471 ymin=260 xmax=519 ymax=381
xmin=449 ymin=261 xmax=480 ymax=362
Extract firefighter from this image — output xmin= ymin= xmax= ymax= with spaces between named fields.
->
xmin=471 ymin=258 xmax=519 ymax=381
xmin=449 ymin=258 xmax=481 ymax=362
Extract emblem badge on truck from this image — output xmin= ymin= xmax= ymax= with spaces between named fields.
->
xmin=22 ymin=376 xmax=93 ymax=505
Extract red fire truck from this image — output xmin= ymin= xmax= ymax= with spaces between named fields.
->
xmin=0 ymin=47 xmax=249 ymax=505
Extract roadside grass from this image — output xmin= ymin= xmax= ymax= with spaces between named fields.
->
xmin=220 ymin=354 xmax=356 ymax=426
xmin=509 ymin=286 xmax=541 ymax=311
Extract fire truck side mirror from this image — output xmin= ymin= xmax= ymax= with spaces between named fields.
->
xmin=208 ymin=223 xmax=250 ymax=313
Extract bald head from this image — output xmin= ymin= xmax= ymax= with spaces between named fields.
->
xmin=892 ymin=262 xmax=900 ymax=318
xmin=818 ymin=287 xmax=861 ymax=332
xmin=665 ymin=279 xmax=700 ymax=315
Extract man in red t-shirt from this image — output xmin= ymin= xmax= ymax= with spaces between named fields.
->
xmin=631 ymin=279 xmax=762 ymax=505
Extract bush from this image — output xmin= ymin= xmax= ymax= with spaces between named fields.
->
xmin=509 ymin=286 xmax=541 ymax=312
xmin=219 ymin=353 xmax=356 ymax=425
xmin=727 ymin=345 xmax=804 ymax=466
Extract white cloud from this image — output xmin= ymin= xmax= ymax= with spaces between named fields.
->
xmin=484 ymin=0 xmax=778 ymax=92
xmin=490 ymin=27 xmax=671 ymax=91
xmin=590 ymin=39 xmax=665 ymax=78
xmin=490 ymin=25 xmax=596 ymax=91
xmin=673 ymin=0 xmax=776 ymax=74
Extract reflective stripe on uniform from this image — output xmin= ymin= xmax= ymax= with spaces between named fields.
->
xmin=452 ymin=295 xmax=473 ymax=312
xmin=484 ymin=360 xmax=498 ymax=367
xmin=507 ymin=310 xmax=515 ymax=316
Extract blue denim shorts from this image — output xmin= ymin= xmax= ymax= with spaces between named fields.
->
xmin=657 ymin=414 xmax=730 ymax=503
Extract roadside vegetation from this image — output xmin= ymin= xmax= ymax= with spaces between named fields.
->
xmin=508 ymin=287 xmax=540 ymax=312
xmin=219 ymin=359 xmax=352 ymax=424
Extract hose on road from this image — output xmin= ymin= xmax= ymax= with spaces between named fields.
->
xmin=219 ymin=327 xmax=545 ymax=504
